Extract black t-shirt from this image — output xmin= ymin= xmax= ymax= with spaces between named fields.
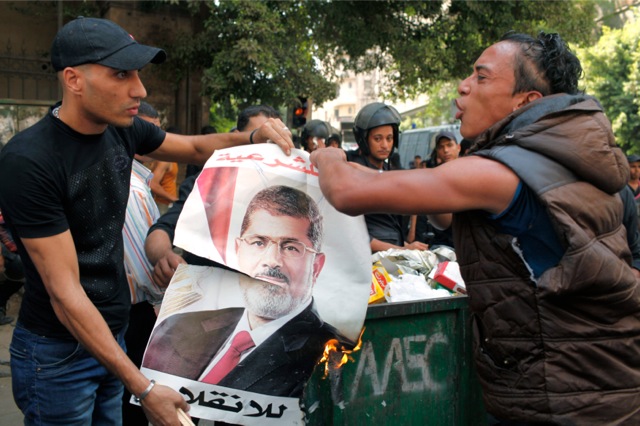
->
xmin=345 ymin=151 xmax=405 ymax=246
xmin=0 ymin=107 xmax=165 ymax=338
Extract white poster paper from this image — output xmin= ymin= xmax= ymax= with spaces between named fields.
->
xmin=140 ymin=145 xmax=371 ymax=425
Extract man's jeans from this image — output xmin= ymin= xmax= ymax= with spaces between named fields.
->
xmin=10 ymin=323 xmax=126 ymax=425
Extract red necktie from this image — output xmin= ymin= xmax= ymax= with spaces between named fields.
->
xmin=202 ymin=331 xmax=255 ymax=384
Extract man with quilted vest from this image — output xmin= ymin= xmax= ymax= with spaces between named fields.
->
xmin=310 ymin=31 xmax=640 ymax=425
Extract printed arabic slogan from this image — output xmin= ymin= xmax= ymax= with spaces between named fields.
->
xmin=140 ymin=144 xmax=371 ymax=425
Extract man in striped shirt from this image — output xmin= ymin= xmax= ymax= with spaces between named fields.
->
xmin=121 ymin=101 xmax=164 ymax=425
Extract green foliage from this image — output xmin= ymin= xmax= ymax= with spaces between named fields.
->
xmin=163 ymin=0 xmax=597 ymax=122
xmin=209 ymin=103 xmax=238 ymax=133
xmin=312 ymin=0 xmax=597 ymax=99
xmin=576 ymin=10 xmax=640 ymax=153
xmin=164 ymin=0 xmax=336 ymax=120
xmin=400 ymin=81 xmax=459 ymax=130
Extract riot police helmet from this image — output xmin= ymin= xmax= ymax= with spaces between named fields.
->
xmin=352 ymin=102 xmax=401 ymax=156
xmin=301 ymin=119 xmax=332 ymax=151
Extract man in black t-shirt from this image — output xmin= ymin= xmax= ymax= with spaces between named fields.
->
xmin=0 ymin=17 xmax=293 ymax=426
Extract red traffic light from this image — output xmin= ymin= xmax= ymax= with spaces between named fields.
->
xmin=292 ymin=97 xmax=308 ymax=127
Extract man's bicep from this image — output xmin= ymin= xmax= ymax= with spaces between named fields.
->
xmin=419 ymin=157 xmax=519 ymax=215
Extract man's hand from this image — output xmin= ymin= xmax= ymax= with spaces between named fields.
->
xmin=141 ymin=383 xmax=190 ymax=426
xmin=404 ymin=241 xmax=430 ymax=251
xmin=152 ymin=251 xmax=186 ymax=288
xmin=146 ymin=230 xmax=186 ymax=288
xmin=310 ymin=146 xmax=347 ymax=169
xmin=252 ymin=118 xmax=294 ymax=155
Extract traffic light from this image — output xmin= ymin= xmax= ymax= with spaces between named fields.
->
xmin=292 ymin=97 xmax=308 ymax=128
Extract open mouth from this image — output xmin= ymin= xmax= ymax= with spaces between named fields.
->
xmin=454 ymin=100 xmax=463 ymax=120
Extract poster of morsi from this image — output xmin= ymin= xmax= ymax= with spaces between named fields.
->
xmin=139 ymin=144 xmax=372 ymax=425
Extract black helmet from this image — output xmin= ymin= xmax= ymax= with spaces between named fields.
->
xmin=327 ymin=132 xmax=342 ymax=148
xmin=353 ymin=102 xmax=401 ymax=155
xmin=301 ymin=119 xmax=332 ymax=151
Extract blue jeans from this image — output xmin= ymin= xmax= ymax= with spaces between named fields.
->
xmin=10 ymin=323 xmax=126 ymax=426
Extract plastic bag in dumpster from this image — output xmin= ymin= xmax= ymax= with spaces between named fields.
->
xmin=369 ymin=247 xmax=466 ymax=303
xmin=372 ymin=248 xmax=438 ymax=276
xmin=431 ymin=245 xmax=457 ymax=262
xmin=385 ymin=273 xmax=452 ymax=302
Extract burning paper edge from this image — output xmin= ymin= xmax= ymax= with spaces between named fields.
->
xmin=317 ymin=328 xmax=366 ymax=407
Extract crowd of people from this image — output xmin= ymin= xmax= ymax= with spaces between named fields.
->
xmin=0 ymin=15 xmax=639 ymax=426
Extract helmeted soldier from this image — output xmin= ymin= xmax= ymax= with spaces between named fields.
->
xmin=346 ymin=102 xmax=429 ymax=253
xmin=301 ymin=119 xmax=332 ymax=153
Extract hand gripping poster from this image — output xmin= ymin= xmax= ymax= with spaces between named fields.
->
xmin=140 ymin=144 xmax=371 ymax=425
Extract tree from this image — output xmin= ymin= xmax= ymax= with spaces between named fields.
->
xmin=167 ymin=0 xmax=598 ymax=120
xmin=576 ymin=10 xmax=640 ymax=153
xmin=166 ymin=0 xmax=338 ymax=119
xmin=311 ymin=0 xmax=597 ymax=99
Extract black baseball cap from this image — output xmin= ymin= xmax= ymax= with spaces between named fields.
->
xmin=51 ymin=17 xmax=166 ymax=72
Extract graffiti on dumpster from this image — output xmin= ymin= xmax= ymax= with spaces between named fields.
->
xmin=349 ymin=333 xmax=448 ymax=401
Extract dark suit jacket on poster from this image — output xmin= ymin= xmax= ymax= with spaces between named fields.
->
xmin=142 ymin=303 xmax=346 ymax=398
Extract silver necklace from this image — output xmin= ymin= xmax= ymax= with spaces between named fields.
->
xmin=52 ymin=106 xmax=60 ymax=119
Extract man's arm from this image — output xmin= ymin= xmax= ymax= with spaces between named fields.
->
xmin=310 ymin=149 xmax=519 ymax=217
xmin=22 ymin=231 xmax=189 ymax=425
xmin=149 ymin=161 xmax=178 ymax=204
xmin=406 ymin=215 xmax=417 ymax=243
xmin=370 ymin=238 xmax=429 ymax=253
xmin=370 ymin=238 xmax=398 ymax=253
xmin=148 ymin=118 xmax=293 ymax=165
xmin=427 ymin=213 xmax=453 ymax=231
xmin=145 ymin=229 xmax=186 ymax=288
xmin=145 ymin=175 xmax=197 ymax=287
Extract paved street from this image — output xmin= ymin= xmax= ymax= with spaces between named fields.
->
xmin=0 ymin=291 xmax=24 ymax=425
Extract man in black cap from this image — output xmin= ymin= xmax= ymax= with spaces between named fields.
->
xmin=627 ymin=154 xmax=640 ymax=197
xmin=626 ymin=154 xmax=640 ymax=232
xmin=0 ymin=17 xmax=293 ymax=426
xmin=434 ymin=131 xmax=460 ymax=164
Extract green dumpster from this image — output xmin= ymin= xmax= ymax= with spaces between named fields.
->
xmin=304 ymin=296 xmax=487 ymax=426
